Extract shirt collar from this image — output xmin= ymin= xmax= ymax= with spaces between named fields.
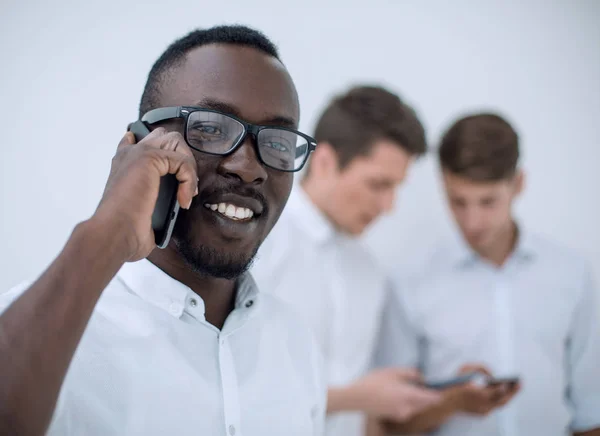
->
xmin=117 ymin=259 xmax=259 ymax=320
xmin=287 ymin=185 xmax=337 ymax=245
xmin=512 ymin=224 xmax=536 ymax=260
xmin=451 ymin=221 xmax=536 ymax=268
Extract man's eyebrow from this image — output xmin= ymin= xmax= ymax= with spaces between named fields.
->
xmin=193 ymin=98 xmax=297 ymax=128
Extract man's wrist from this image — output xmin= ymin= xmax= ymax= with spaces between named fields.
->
xmin=75 ymin=215 xmax=135 ymax=265
xmin=81 ymin=212 xmax=137 ymax=262
xmin=328 ymin=383 xmax=366 ymax=414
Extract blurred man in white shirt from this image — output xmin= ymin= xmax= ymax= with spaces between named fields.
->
xmin=251 ymin=85 xmax=441 ymax=436
xmin=372 ymin=113 xmax=600 ymax=436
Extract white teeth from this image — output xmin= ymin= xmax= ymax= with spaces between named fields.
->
xmin=204 ymin=202 xmax=255 ymax=221
xmin=235 ymin=207 xmax=245 ymax=219
xmin=225 ymin=204 xmax=236 ymax=217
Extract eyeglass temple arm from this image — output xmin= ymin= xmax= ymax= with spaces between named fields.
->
xmin=295 ymin=142 xmax=317 ymax=159
xmin=140 ymin=107 xmax=182 ymax=125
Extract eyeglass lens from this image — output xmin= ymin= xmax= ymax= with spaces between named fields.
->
xmin=186 ymin=110 xmax=309 ymax=171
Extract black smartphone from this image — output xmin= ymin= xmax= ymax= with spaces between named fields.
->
xmin=423 ymin=372 xmax=479 ymax=390
xmin=486 ymin=376 xmax=520 ymax=389
xmin=128 ymin=121 xmax=180 ymax=249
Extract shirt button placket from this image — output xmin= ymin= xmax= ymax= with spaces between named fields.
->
xmin=219 ymin=335 xmax=241 ymax=436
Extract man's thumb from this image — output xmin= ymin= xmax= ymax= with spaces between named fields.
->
xmin=394 ymin=367 xmax=421 ymax=382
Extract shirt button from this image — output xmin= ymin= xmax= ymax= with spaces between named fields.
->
xmin=189 ymin=298 xmax=197 ymax=308
xmin=245 ymin=300 xmax=254 ymax=308
xmin=228 ymin=424 xmax=236 ymax=435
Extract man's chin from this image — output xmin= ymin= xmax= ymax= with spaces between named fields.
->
xmin=174 ymin=237 xmax=257 ymax=280
xmin=467 ymin=236 xmax=493 ymax=253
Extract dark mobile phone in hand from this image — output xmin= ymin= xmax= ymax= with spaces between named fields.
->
xmin=128 ymin=121 xmax=180 ymax=249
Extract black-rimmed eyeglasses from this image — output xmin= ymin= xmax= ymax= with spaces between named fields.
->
xmin=140 ymin=106 xmax=317 ymax=172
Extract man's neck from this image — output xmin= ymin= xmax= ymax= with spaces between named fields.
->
xmin=147 ymin=248 xmax=236 ymax=329
xmin=476 ymin=221 xmax=518 ymax=267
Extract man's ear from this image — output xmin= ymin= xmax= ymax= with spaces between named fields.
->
xmin=310 ymin=142 xmax=340 ymax=177
xmin=514 ymin=168 xmax=525 ymax=195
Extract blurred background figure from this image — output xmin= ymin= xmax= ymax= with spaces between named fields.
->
xmin=251 ymin=85 xmax=441 ymax=436
xmin=371 ymin=113 xmax=600 ymax=436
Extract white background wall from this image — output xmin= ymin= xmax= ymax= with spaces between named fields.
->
xmin=1 ymin=0 xmax=599 ymax=291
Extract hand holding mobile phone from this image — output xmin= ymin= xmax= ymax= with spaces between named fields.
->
xmin=423 ymin=371 xmax=481 ymax=390
xmin=128 ymin=121 xmax=181 ymax=249
xmin=486 ymin=376 xmax=520 ymax=390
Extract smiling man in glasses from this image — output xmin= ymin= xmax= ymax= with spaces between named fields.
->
xmin=0 ymin=25 xmax=325 ymax=436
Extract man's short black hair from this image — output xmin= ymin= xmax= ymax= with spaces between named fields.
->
xmin=139 ymin=25 xmax=280 ymax=118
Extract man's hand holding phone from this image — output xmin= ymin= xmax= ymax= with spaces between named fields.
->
xmin=0 ymin=127 xmax=199 ymax=436
xmin=370 ymin=364 xmax=521 ymax=435
xmin=329 ymin=367 xmax=442 ymax=423
xmin=445 ymin=364 xmax=521 ymax=416
xmin=94 ymin=128 xmax=198 ymax=261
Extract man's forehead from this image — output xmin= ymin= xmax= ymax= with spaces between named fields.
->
xmin=158 ymin=44 xmax=299 ymax=127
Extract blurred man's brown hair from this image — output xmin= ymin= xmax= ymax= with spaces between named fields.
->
xmin=438 ymin=113 xmax=519 ymax=181
xmin=310 ymin=85 xmax=427 ymax=170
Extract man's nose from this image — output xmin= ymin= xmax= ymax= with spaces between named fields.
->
xmin=463 ymin=208 xmax=484 ymax=232
xmin=217 ymin=137 xmax=268 ymax=185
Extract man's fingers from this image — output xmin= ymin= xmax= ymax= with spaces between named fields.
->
xmin=403 ymin=385 xmax=442 ymax=407
xmin=459 ymin=363 xmax=492 ymax=377
xmin=118 ymin=131 xmax=136 ymax=149
xmin=495 ymin=384 xmax=520 ymax=406
xmin=141 ymin=130 xmax=196 ymax=159
xmin=489 ymin=385 xmax=506 ymax=402
xmin=391 ymin=387 xmax=441 ymax=421
xmin=159 ymin=151 xmax=198 ymax=209
xmin=394 ymin=367 xmax=421 ymax=382
xmin=136 ymin=129 xmax=198 ymax=209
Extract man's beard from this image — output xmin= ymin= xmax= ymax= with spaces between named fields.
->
xmin=172 ymin=227 xmax=258 ymax=280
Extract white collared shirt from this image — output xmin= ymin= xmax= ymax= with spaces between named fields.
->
xmin=251 ymin=187 xmax=391 ymax=436
xmin=374 ymin=230 xmax=600 ymax=436
xmin=0 ymin=258 xmax=327 ymax=436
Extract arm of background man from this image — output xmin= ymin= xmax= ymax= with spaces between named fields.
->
xmin=334 ymin=282 xmax=441 ymax=425
xmin=0 ymin=218 xmax=130 ymax=436
xmin=567 ymin=263 xmax=600 ymax=436
xmin=366 ymin=279 xmax=433 ymax=429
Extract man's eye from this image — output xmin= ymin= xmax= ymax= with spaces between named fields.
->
xmin=190 ymin=123 xmax=223 ymax=136
xmin=262 ymin=141 xmax=289 ymax=152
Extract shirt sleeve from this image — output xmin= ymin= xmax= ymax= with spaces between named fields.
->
xmin=567 ymin=263 xmax=600 ymax=432
xmin=371 ymin=279 xmax=422 ymax=370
